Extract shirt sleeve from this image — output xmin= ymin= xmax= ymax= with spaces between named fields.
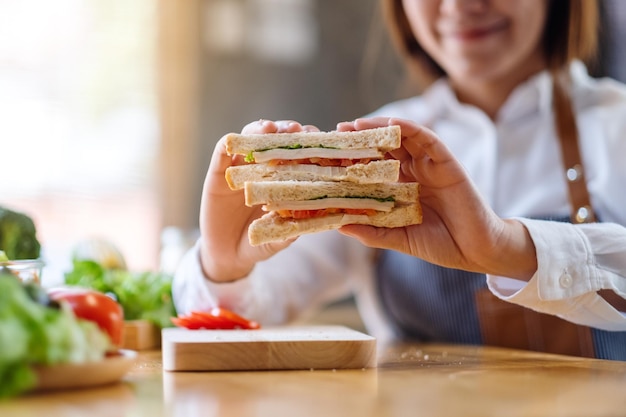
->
xmin=172 ymin=231 xmax=366 ymax=325
xmin=486 ymin=218 xmax=626 ymax=331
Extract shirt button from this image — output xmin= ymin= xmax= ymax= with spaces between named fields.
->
xmin=560 ymin=273 xmax=573 ymax=288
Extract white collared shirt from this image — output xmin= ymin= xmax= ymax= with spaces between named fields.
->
xmin=173 ymin=62 xmax=626 ymax=343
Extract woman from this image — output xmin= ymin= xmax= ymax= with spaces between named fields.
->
xmin=173 ymin=0 xmax=626 ymax=359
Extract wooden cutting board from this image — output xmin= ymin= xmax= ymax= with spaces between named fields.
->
xmin=162 ymin=325 xmax=376 ymax=371
xmin=122 ymin=320 xmax=161 ymax=350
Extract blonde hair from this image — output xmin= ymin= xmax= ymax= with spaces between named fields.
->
xmin=381 ymin=0 xmax=600 ymax=88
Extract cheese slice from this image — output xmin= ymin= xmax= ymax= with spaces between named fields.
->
xmin=263 ymin=198 xmax=394 ymax=212
xmin=252 ymin=148 xmax=383 ymax=163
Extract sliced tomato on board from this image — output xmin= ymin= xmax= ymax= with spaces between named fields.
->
xmin=171 ymin=307 xmax=260 ymax=330
xmin=206 ymin=308 xmax=260 ymax=329
xmin=171 ymin=316 xmax=204 ymax=329
xmin=190 ymin=311 xmax=238 ymax=329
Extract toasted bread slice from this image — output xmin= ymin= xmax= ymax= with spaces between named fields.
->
xmin=244 ymin=181 xmax=419 ymax=207
xmin=225 ymin=125 xmax=401 ymax=157
xmin=248 ymin=204 xmax=422 ymax=246
xmin=225 ymin=159 xmax=400 ymax=190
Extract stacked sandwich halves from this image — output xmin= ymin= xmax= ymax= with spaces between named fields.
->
xmin=224 ymin=125 xmax=422 ymax=246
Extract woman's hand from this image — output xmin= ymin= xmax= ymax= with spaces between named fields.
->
xmin=198 ymin=119 xmax=319 ymax=282
xmin=337 ymin=117 xmax=538 ymax=281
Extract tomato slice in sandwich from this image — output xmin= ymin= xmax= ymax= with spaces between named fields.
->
xmin=277 ymin=208 xmax=378 ymax=219
xmin=268 ymin=157 xmax=374 ymax=167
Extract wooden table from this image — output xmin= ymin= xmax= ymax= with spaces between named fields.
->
xmin=2 ymin=343 xmax=626 ymax=417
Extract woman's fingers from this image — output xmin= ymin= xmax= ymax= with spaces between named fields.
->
xmin=341 ymin=117 xmax=454 ymax=165
xmin=337 ymin=117 xmax=388 ymax=132
xmin=302 ymin=124 xmax=320 ymax=132
xmin=387 ymin=118 xmax=455 ymax=165
xmin=340 ymin=117 xmax=464 ymax=187
xmin=241 ymin=119 xmax=320 ymax=134
xmin=336 ymin=121 xmax=356 ymax=132
xmin=275 ymin=120 xmax=303 ymax=133
xmin=339 ymin=224 xmax=405 ymax=252
xmin=241 ymin=119 xmax=278 ymax=134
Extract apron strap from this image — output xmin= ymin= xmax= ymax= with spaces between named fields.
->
xmin=551 ymin=70 xmax=597 ymax=223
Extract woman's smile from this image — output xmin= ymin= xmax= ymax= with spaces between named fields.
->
xmin=442 ymin=19 xmax=509 ymax=42
xmin=402 ymin=0 xmax=548 ymax=108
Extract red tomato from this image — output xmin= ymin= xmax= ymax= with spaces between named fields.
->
xmin=208 ymin=308 xmax=260 ymax=329
xmin=172 ymin=307 xmax=260 ymax=330
xmin=277 ymin=209 xmax=327 ymax=219
xmin=48 ymin=287 xmax=125 ymax=347
xmin=271 ymin=158 xmax=372 ymax=167
xmin=171 ymin=316 xmax=205 ymax=329
xmin=277 ymin=207 xmax=377 ymax=220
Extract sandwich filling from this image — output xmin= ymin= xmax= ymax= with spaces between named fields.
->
xmin=248 ymin=147 xmax=383 ymax=164
xmin=264 ymin=196 xmax=396 ymax=220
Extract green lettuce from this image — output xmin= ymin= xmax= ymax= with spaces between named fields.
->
xmin=0 ymin=275 xmax=109 ymax=398
xmin=64 ymin=260 xmax=177 ymax=329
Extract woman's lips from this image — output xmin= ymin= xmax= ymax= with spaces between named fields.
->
xmin=442 ymin=20 xmax=509 ymax=41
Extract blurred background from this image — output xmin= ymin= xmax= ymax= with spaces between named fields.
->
xmin=1 ymin=0 xmax=625 ymax=285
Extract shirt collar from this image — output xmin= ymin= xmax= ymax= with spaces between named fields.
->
xmin=498 ymin=68 xmax=552 ymax=123
xmin=420 ymin=64 xmax=587 ymax=124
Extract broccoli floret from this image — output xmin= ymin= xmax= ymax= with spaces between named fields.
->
xmin=0 ymin=207 xmax=41 ymax=260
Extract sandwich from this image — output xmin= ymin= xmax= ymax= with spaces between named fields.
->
xmin=244 ymin=180 xmax=422 ymax=246
xmin=224 ymin=126 xmax=401 ymax=190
